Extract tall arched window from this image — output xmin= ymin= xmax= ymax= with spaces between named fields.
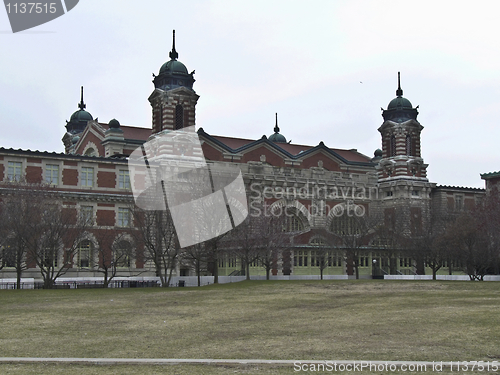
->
xmin=406 ymin=134 xmax=412 ymax=156
xmin=175 ymin=104 xmax=184 ymax=130
xmin=78 ymin=240 xmax=93 ymax=268
xmin=390 ymin=135 xmax=396 ymax=156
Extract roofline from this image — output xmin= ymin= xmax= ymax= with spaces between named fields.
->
xmin=434 ymin=184 xmax=485 ymax=192
xmin=0 ymin=147 xmax=128 ymax=164
xmin=480 ymin=171 xmax=500 ymax=180
xmin=198 ymin=128 xmax=374 ymax=167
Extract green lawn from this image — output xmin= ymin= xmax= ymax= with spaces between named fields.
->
xmin=1 ymin=280 xmax=499 ymax=374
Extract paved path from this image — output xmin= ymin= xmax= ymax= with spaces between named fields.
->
xmin=0 ymin=357 xmax=482 ymax=369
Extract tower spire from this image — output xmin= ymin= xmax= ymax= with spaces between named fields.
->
xmin=78 ymin=86 xmax=86 ymax=110
xmin=274 ymin=112 xmax=280 ymax=133
xmin=169 ymin=29 xmax=178 ymax=60
xmin=396 ymin=71 xmax=403 ymax=97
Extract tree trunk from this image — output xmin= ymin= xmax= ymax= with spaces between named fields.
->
xmin=196 ymin=260 xmax=201 ymax=287
xmin=246 ymin=262 xmax=250 ymax=280
xmin=213 ymin=259 xmax=219 ymax=284
xmin=16 ymin=270 xmax=21 ymax=290
xmin=266 ymin=267 xmax=270 ymax=280
xmin=103 ymin=268 xmax=109 ymax=288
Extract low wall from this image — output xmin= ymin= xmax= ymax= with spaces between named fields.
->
xmin=3 ymin=274 xmax=500 ymax=289
xmin=170 ymin=274 xmax=350 ymax=287
xmin=384 ymin=275 xmax=500 ymax=281
xmin=0 ymin=278 xmax=35 ymax=289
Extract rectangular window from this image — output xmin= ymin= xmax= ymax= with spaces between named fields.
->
xmin=359 ymin=256 xmax=369 ymax=267
xmin=43 ymin=249 xmax=58 ymax=268
xmin=117 ymin=207 xmax=130 ymax=227
xmin=2 ymin=246 xmax=15 ymax=268
xmin=45 ymin=164 xmax=59 ymax=185
xmin=119 ymin=169 xmax=130 ymax=189
xmin=7 ymin=161 xmax=22 ymax=181
xmin=80 ymin=206 xmax=94 ymax=225
xmin=295 ymin=251 xmax=308 ymax=267
xmin=81 ymin=167 xmax=94 ymax=187
xmin=455 ymin=195 xmax=463 ymax=211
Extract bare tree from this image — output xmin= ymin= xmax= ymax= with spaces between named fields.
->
xmin=330 ymin=203 xmax=375 ymax=279
xmin=0 ymin=192 xmax=32 ymax=288
xmin=25 ymin=201 xmax=89 ymax=289
xmin=182 ymin=242 xmax=209 ymax=286
xmin=132 ymin=207 xmax=179 ymax=287
xmin=309 ymin=235 xmax=331 ymax=280
xmin=476 ymin=187 xmax=500 ymax=275
xmin=371 ymin=208 xmax=409 ymax=275
xmin=225 ymin=216 xmax=261 ymax=280
xmin=406 ymin=210 xmax=452 ymax=280
xmin=89 ymin=230 xmax=136 ymax=288
xmin=0 ymin=183 xmax=83 ymax=289
xmin=446 ymin=211 xmax=494 ymax=281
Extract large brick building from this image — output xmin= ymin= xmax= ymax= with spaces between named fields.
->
xmin=0 ymin=32 xmax=490 ymax=281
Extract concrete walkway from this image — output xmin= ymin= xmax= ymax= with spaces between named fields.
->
xmin=0 ymin=357 xmax=482 ymax=369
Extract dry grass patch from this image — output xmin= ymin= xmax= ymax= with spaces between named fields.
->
xmin=0 ymin=280 xmax=499 ymax=364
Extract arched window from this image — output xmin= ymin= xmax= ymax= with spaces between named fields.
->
xmin=78 ymin=240 xmax=93 ymax=268
xmin=310 ymin=237 xmax=326 ymax=246
xmin=390 ymin=135 xmax=396 ymax=156
xmin=175 ymin=104 xmax=184 ymax=130
xmin=286 ymin=214 xmax=304 ymax=232
xmin=84 ymin=148 xmax=96 ymax=157
xmin=406 ymin=134 xmax=412 ymax=156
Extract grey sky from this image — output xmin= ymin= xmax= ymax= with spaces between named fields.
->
xmin=1 ymin=0 xmax=499 ymax=188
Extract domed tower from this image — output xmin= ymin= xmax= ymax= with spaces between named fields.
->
xmin=149 ymin=30 xmax=199 ymax=134
xmin=65 ymin=86 xmax=93 ymax=135
xmin=63 ymin=86 xmax=93 ymax=153
xmin=376 ymin=72 xmax=427 ymax=180
xmin=375 ymin=73 xmax=435 ymax=251
xmin=268 ymin=113 xmax=287 ymax=143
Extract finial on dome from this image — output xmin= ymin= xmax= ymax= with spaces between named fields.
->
xmin=396 ymin=71 xmax=403 ymax=97
xmin=274 ymin=112 xmax=280 ymax=133
xmin=169 ymin=30 xmax=178 ymax=60
xmin=78 ymin=86 xmax=86 ymax=110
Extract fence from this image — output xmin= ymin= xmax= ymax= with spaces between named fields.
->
xmin=3 ymin=274 xmax=500 ymax=289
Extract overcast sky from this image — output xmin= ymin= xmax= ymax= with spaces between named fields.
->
xmin=1 ymin=0 xmax=499 ymax=188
